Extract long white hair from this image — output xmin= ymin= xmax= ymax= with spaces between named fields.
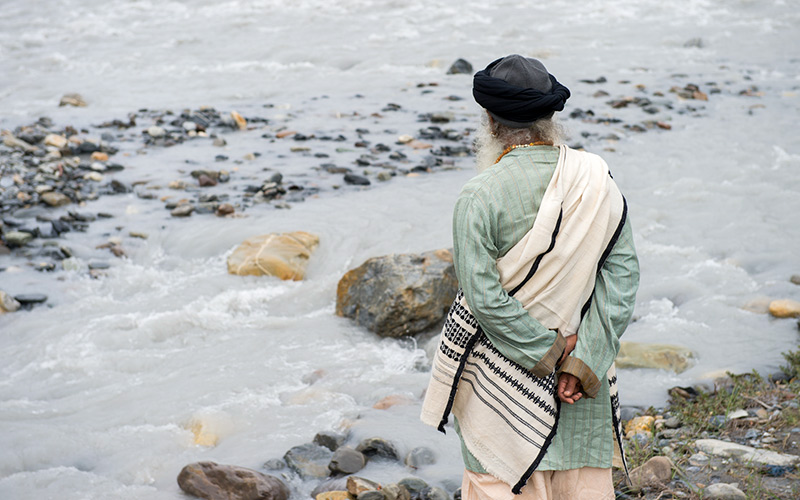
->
xmin=473 ymin=112 xmax=566 ymax=172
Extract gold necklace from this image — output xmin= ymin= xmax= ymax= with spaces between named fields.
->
xmin=495 ymin=141 xmax=553 ymax=164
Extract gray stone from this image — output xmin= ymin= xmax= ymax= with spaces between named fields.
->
xmin=310 ymin=477 xmax=348 ymax=498
xmin=3 ymin=231 xmax=33 ymax=247
xmin=147 ymin=126 xmax=166 ymax=138
xmin=358 ymin=492 xmax=386 ymax=500
xmin=262 ymin=459 xmax=285 ymax=471
xmin=40 ymin=192 xmax=70 ymax=208
xmin=347 ymin=476 xmax=381 ymax=496
xmin=328 ymin=447 xmax=366 ymax=475
xmin=447 ymin=59 xmax=473 ymax=75
xmin=628 ymin=456 xmax=672 ymax=492
xmin=405 ymin=447 xmax=436 ymax=469
xmin=313 ymin=430 xmax=347 ymax=451
xmin=344 ymin=173 xmax=370 ymax=186
xmin=336 ymin=249 xmax=458 ymax=338
xmin=616 ymin=342 xmax=695 ymax=373
xmin=356 ymin=437 xmax=400 ymax=461
xmin=688 ymin=452 xmax=709 ymax=467
xmin=420 ymin=487 xmax=449 ymax=500
xmin=177 ymin=461 xmax=289 ymax=500
xmin=171 ymin=204 xmax=195 ymax=217
xmin=791 ymin=274 xmax=800 ymax=286
xmin=397 ymin=478 xmax=428 ymax=495
xmin=695 ymin=439 xmax=800 ymax=466
xmin=664 ymin=416 xmax=681 ymax=429
xmin=283 ymin=443 xmax=333 ymax=479
xmin=381 ymin=483 xmax=411 ymax=500
xmin=14 ymin=293 xmax=47 ymax=304
xmin=703 ymin=483 xmax=746 ymax=500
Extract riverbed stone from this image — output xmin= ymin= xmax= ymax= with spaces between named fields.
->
xmin=419 ymin=487 xmax=449 ymax=500
xmin=177 ymin=461 xmax=289 ymax=500
xmin=283 ymin=443 xmax=333 ymax=479
xmin=171 ymin=204 xmax=195 ymax=217
xmin=768 ymin=299 xmax=800 ymax=318
xmin=358 ymin=490 xmax=385 ymax=500
xmin=59 ymin=93 xmax=87 ymax=107
xmin=3 ymin=231 xmax=34 ymax=247
xmin=625 ymin=416 xmax=655 ymax=438
xmin=0 ymin=291 xmax=21 ymax=314
xmin=41 ymin=191 xmax=71 ymax=207
xmin=328 ymin=446 xmax=366 ymax=475
xmin=226 ymin=231 xmax=319 ymax=280
xmin=336 ymin=249 xmax=457 ymax=338
xmin=694 ymin=439 xmax=800 ymax=466
xmin=703 ymin=483 xmax=746 ymax=500
xmin=447 ymin=58 xmax=473 ymax=75
xmin=616 ymin=342 xmax=695 ymax=373
xmin=355 ymin=437 xmax=400 ymax=461
xmin=397 ymin=478 xmax=428 ymax=495
xmin=405 ymin=447 xmax=436 ymax=468
xmin=44 ymin=134 xmax=68 ymax=149
xmin=147 ymin=125 xmax=166 ymax=138
xmin=382 ymin=483 xmax=411 ymax=500
xmin=313 ymin=430 xmax=347 ymax=451
xmin=628 ymin=456 xmax=673 ymax=491
xmin=347 ymin=476 xmax=381 ymax=496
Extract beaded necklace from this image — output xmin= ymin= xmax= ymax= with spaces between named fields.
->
xmin=494 ymin=141 xmax=554 ymax=164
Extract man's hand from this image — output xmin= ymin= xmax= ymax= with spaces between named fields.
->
xmin=557 ymin=373 xmax=583 ymax=404
xmin=560 ymin=334 xmax=577 ymax=364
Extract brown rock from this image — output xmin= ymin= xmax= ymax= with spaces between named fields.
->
xmin=177 ymin=462 xmax=289 ymax=500
xmin=768 ymin=299 xmax=800 ymax=318
xmin=346 ymin=476 xmax=381 ymax=497
xmin=41 ymin=191 xmax=71 ymax=207
xmin=198 ymin=174 xmax=218 ymax=187
xmin=276 ymin=130 xmax=297 ymax=139
xmin=628 ymin=456 xmax=673 ymax=491
xmin=59 ymin=93 xmax=88 ymax=107
xmin=231 ymin=111 xmax=247 ymax=130
xmin=336 ymin=249 xmax=457 ymax=338
xmin=373 ymin=394 xmax=415 ymax=410
xmin=216 ymin=203 xmax=235 ymax=216
xmin=44 ymin=134 xmax=68 ymax=149
xmin=227 ymin=231 xmax=319 ymax=280
xmin=91 ymin=151 xmax=109 ymax=162
xmin=315 ymin=492 xmax=349 ymax=500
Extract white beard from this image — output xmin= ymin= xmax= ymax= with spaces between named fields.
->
xmin=473 ymin=121 xmax=505 ymax=173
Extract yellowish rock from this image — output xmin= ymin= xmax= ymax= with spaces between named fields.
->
xmin=187 ymin=420 xmax=218 ymax=447
xmin=625 ymin=416 xmax=655 ymax=438
xmin=59 ymin=93 xmax=87 ymax=107
xmin=227 ymin=231 xmax=320 ymax=280
xmin=316 ymin=492 xmax=349 ymax=500
xmin=231 ymin=111 xmax=247 ymax=130
xmin=616 ymin=342 xmax=695 ymax=374
xmin=768 ymin=299 xmax=800 ymax=318
xmin=91 ymin=151 xmax=109 ymax=162
xmin=44 ymin=134 xmax=68 ymax=149
xmin=0 ymin=291 xmax=21 ymax=314
xmin=373 ymin=394 xmax=415 ymax=410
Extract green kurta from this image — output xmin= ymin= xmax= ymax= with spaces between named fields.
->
xmin=451 ymin=145 xmax=639 ymax=472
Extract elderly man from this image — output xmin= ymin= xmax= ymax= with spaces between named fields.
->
xmin=422 ymin=55 xmax=639 ymax=499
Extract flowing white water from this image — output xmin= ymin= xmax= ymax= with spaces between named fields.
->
xmin=1 ymin=0 xmax=799 ymax=498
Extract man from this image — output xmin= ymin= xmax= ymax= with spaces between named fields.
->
xmin=422 ymin=55 xmax=639 ymax=499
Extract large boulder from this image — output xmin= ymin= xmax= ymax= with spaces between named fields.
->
xmin=694 ymin=439 xmax=800 ymax=467
xmin=336 ymin=249 xmax=457 ymax=338
xmin=227 ymin=231 xmax=319 ymax=280
xmin=627 ymin=456 xmax=673 ymax=492
xmin=177 ymin=462 xmax=289 ymax=500
xmin=616 ymin=342 xmax=695 ymax=374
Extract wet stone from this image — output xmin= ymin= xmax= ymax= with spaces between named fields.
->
xmin=313 ymin=431 xmax=347 ymax=452
xmin=14 ymin=293 xmax=48 ymax=305
xmin=328 ymin=447 xmax=366 ymax=475
xmin=171 ymin=204 xmax=195 ymax=217
xmin=419 ymin=487 xmax=449 ymax=500
xmin=446 ymin=58 xmax=473 ymax=75
xmin=283 ymin=443 xmax=333 ymax=479
xmin=358 ymin=491 xmax=385 ymax=500
xmin=88 ymin=261 xmax=110 ymax=270
xmin=3 ymin=231 xmax=34 ymax=247
xmin=405 ymin=447 xmax=436 ymax=469
xmin=356 ymin=437 xmax=400 ymax=461
xmin=263 ymin=458 xmax=286 ymax=470
xmin=397 ymin=478 xmax=428 ymax=495
xmin=344 ymin=174 xmax=370 ymax=186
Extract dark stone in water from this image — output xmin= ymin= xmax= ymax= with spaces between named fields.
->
xmin=14 ymin=293 xmax=48 ymax=304
xmin=405 ymin=447 xmax=436 ymax=469
xmin=88 ymin=261 xmax=110 ymax=270
xmin=446 ymin=58 xmax=473 ymax=75
xmin=328 ymin=447 xmax=366 ymax=475
xmin=398 ymin=477 xmax=428 ymax=495
xmin=343 ymin=174 xmax=370 ymax=186
xmin=313 ymin=430 xmax=347 ymax=452
xmin=110 ymin=180 xmax=131 ymax=193
xmin=263 ymin=458 xmax=286 ymax=470
xmin=356 ymin=437 xmax=400 ymax=461
xmin=310 ymin=477 xmax=348 ymax=498
xmin=268 ymin=173 xmax=283 ymax=184
xmin=283 ymin=443 xmax=333 ymax=479
xmin=420 ymin=487 xmax=449 ymax=500
xmin=177 ymin=461 xmax=290 ymax=500
xmin=358 ymin=491 xmax=385 ymax=500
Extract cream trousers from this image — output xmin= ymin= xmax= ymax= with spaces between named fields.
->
xmin=462 ymin=468 xmax=614 ymax=500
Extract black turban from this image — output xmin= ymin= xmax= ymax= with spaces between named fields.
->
xmin=473 ymin=56 xmax=571 ymax=128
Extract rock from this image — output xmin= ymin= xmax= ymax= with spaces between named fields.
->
xmin=59 ymin=93 xmax=87 ymax=107
xmin=336 ymin=249 xmax=457 ymax=338
xmin=405 ymin=447 xmax=436 ymax=469
xmin=314 ymin=492 xmax=349 ymax=500
xmin=355 ymin=437 xmax=400 ymax=461
xmin=419 ymin=487 xmax=448 ymax=500
xmin=231 ymin=111 xmax=247 ymax=130
xmin=3 ymin=134 xmax=37 ymax=153
xmin=616 ymin=342 xmax=695 ymax=373
xmin=727 ymin=409 xmax=748 ymax=420
xmin=397 ymin=478 xmax=428 ymax=495
xmin=3 ymin=231 xmax=34 ymax=247
xmin=177 ymin=461 xmax=289 ymax=500
xmin=695 ymin=439 xmax=800 ymax=466
xmin=358 ymin=492 xmax=386 ymax=500
xmin=447 ymin=58 xmax=473 ymax=75
xmin=791 ymin=275 xmax=800 ymax=286
xmin=44 ymin=134 xmax=68 ymax=149
xmin=704 ymin=483 xmax=746 ymax=500
xmin=347 ymin=476 xmax=381 ymax=496
xmin=628 ymin=456 xmax=672 ymax=491
xmin=14 ymin=294 xmax=48 ymax=306
xmin=276 ymin=130 xmax=297 ymax=139
xmin=198 ymin=174 xmax=218 ymax=187
xmin=689 ymin=452 xmax=709 ymax=467
xmin=382 ymin=483 xmax=411 ymax=500
xmin=262 ymin=459 xmax=285 ymax=471
xmin=328 ymin=447 xmax=366 ymax=475
xmin=0 ymin=291 xmax=21 ymax=314
xmin=213 ymin=137 xmax=227 ymax=147
xmin=283 ymin=443 xmax=333 ymax=479
xmin=373 ymin=394 xmax=414 ymax=410
xmin=171 ymin=204 xmax=195 ymax=217
xmin=91 ymin=151 xmax=109 ymax=162
xmin=768 ymin=299 xmax=800 ymax=318
xmin=84 ymin=172 xmax=104 ymax=182
xmin=147 ymin=126 xmax=166 ymax=138
xmin=314 ymin=431 xmax=347 ymax=451
xmin=664 ymin=416 xmax=681 ymax=429
xmin=377 ymin=171 xmax=392 ymax=182
xmin=625 ymin=416 xmax=655 ymax=438
xmin=226 ymin=231 xmax=319 ymax=280
xmin=187 ymin=419 xmax=218 ymax=447
xmin=216 ymin=203 xmax=235 ymax=217
xmin=344 ymin=174 xmax=370 ymax=186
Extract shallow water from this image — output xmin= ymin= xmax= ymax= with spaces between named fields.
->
xmin=1 ymin=0 xmax=800 ymax=498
